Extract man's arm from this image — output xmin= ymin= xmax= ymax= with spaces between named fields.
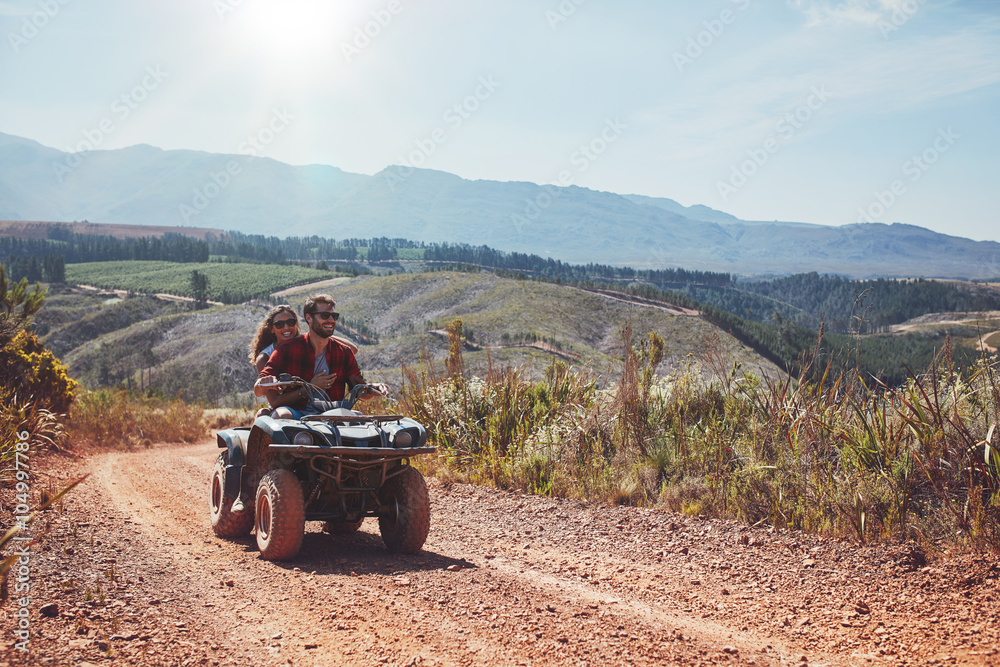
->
xmin=344 ymin=346 xmax=364 ymax=390
xmin=259 ymin=345 xmax=284 ymax=380
xmin=255 ymin=372 xmax=311 ymax=408
xmin=339 ymin=344 xmax=386 ymax=401
xmin=356 ymin=382 xmax=389 ymax=401
xmin=254 ymin=376 xmax=274 ymax=398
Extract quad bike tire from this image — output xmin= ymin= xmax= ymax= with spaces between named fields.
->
xmin=378 ymin=466 xmax=430 ymax=553
xmin=255 ymin=469 xmax=305 ymax=560
xmin=210 ymin=452 xmax=253 ymax=538
xmin=323 ymin=518 xmax=364 ymax=534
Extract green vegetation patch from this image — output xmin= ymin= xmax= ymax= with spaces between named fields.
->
xmin=66 ymin=261 xmax=334 ymax=303
xmin=319 ymin=272 xmax=771 ymax=380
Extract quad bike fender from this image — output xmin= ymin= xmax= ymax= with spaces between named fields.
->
xmin=215 ymin=418 xmax=293 ymax=455
xmin=216 ymin=418 xmax=296 ymax=497
xmin=216 ymin=427 xmax=251 ymax=498
xmin=216 ymin=427 xmax=250 ymax=464
xmin=250 ymin=415 xmax=293 ymax=445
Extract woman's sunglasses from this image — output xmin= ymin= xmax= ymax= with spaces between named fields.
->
xmin=272 ymin=318 xmax=298 ymax=329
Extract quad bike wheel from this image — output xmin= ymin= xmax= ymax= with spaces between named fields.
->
xmin=323 ymin=518 xmax=364 ymax=534
xmin=210 ymin=452 xmax=253 ymax=538
xmin=255 ymin=469 xmax=305 ymax=560
xmin=378 ymin=466 xmax=430 ymax=553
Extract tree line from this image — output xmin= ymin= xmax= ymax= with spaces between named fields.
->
xmin=212 ymin=233 xmax=421 ymax=262
xmin=736 ymin=272 xmax=1000 ymax=333
xmin=423 ymin=242 xmax=733 ymax=287
xmin=1 ymin=233 xmax=209 ymax=264
xmin=4 ymin=228 xmax=995 ymax=386
xmin=2 ymin=254 xmax=66 ymax=284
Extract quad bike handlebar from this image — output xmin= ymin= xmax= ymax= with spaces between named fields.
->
xmin=258 ymin=375 xmax=389 ymax=410
xmin=345 ymin=381 xmax=390 ymax=407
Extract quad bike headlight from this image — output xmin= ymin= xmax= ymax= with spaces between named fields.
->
xmin=292 ymin=431 xmax=314 ymax=446
xmin=391 ymin=430 xmax=413 ymax=447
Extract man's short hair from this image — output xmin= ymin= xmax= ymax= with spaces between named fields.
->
xmin=304 ymin=294 xmax=336 ymax=315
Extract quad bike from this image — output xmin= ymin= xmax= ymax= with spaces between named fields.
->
xmin=210 ymin=379 xmax=434 ymax=560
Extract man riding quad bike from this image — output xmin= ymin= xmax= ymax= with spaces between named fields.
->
xmin=210 ymin=378 xmax=435 ymax=560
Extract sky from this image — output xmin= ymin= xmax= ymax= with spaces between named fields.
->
xmin=1 ymin=0 xmax=998 ymax=242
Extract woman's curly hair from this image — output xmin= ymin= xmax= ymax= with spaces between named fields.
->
xmin=247 ymin=304 xmax=298 ymax=364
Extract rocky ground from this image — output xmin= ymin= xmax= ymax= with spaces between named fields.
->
xmin=2 ymin=440 xmax=999 ymax=666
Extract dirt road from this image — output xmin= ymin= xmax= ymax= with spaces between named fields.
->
xmin=4 ymin=442 xmax=1000 ymax=666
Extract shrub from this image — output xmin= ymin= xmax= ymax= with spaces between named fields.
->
xmin=0 ymin=267 xmax=74 ymax=468
xmin=0 ymin=330 xmax=77 ymax=413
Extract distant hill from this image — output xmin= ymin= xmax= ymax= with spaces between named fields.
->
xmin=3 ymin=131 xmax=999 ymax=279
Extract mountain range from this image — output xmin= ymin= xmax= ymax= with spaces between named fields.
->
xmin=2 ymin=131 xmax=998 ymax=279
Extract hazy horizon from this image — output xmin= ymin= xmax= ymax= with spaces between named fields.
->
xmin=2 ymin=0 xmax=998 ymax=241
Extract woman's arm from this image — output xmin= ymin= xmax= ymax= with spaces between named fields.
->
xmin=254 ymin=353 xmax=269 ymax=373
xmin=254 ymin=376 xmax=306 ymax=408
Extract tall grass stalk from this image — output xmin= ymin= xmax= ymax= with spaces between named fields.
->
xmin=1 ymin=388 xmax=65 ymax=480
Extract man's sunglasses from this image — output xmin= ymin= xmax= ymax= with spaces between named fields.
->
xmin=272 ymin=318 xmax=298 ymax=329
xmin=308 ymin=311 xmax=340 ymax=321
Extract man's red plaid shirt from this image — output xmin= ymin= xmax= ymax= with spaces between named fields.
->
xmin=260 ymin=334 xmax=362 ymax=401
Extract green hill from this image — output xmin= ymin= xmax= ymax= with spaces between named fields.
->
xmin=38 ymin=272 xmax=778 ymax=405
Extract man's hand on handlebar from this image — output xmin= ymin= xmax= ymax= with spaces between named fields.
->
xmin=358 ymin=383 xmax=389 ymax=401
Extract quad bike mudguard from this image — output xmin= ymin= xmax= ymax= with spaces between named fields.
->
xmin=216 ymin=416 xmax=294 ymax=498
xmin=216 ymin=427 xmax=249 ymax=498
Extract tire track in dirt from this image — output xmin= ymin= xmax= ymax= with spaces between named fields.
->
xmin=11 ymin=443 xmax=1000 ymax=666
xmin=66 ymin=441 xmax=869 ymax=666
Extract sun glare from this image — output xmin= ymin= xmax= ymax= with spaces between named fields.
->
xmin=227 ymin=1 xmax=353 ymax=70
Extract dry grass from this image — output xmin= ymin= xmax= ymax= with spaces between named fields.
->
xmin=67 ymin=389 xmax=208 ymax=450
xmin=202 ymin=407 xmax=257 ymax=430
xmin=397 ymin=321 xmax=1000 ymax=548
